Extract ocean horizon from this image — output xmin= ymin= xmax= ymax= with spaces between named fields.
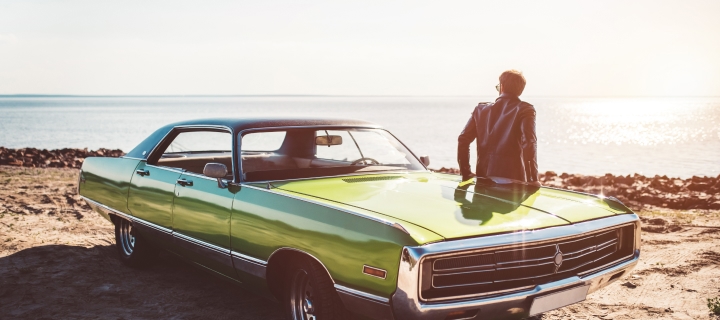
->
xmin=1 ymin=95 xmax=719 ymax=178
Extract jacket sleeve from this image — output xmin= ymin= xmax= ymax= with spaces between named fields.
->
xmin=519 ymin=105 xmax=539 ymax=182
xmin=457 ymin=112 xmax=477 ymax=179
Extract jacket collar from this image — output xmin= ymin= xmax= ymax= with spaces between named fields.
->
xmin=496 ymin=93 xmax=520 ymax=101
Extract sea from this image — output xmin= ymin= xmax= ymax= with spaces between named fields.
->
xmin=1 ymin=96 xmax=719 ymax=178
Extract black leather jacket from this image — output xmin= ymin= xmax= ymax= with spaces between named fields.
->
xmin=457 ymin=94 xmax=538 ymax=182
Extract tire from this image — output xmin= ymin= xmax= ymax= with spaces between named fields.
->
xmin=114 ymin=218 xmax=154 ymax=267
xmin=284 ymin=257 xmax=351 ymax=320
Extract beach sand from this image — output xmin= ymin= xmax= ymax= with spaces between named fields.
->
xmin=1 ymin=166 xmax=719 ymax=319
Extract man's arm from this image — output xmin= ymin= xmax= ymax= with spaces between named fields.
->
xmin=457 ymin=113 xmax=477 ymax=181
xmin=519 ymin=106 xmax=539 ymax=184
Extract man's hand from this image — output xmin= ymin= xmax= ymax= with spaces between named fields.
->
xmin=527 ymin=181 xmax=542 ymax=187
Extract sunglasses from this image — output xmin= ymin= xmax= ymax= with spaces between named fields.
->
xmin=495 ymin=84 xmax=501 ymax=92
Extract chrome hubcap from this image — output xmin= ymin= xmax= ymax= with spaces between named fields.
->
xmin=119 ymin=220 xmax=135 ymax=256
xmin=290 ymin=269 xmax=316 ymax=320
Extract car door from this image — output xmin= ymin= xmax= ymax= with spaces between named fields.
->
xmin=173 ymin=171 xmax=237 ymax=278
xmin=127 ymin=161 xmax=181 ymax=248
xmin=163 ymin=129 xmax=238 ymax=279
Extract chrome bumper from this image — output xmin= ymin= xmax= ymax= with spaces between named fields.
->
xmin=390 ymin=250 xmax=638 ymax=319
xmin=390 ymin=214 xmax=641 ymax=320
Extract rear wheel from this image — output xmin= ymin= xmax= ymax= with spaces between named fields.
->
xmin=114 ymin=218 xmax=153 ymax=267
xmin=285 ymin=257 xmax=350 ymax=320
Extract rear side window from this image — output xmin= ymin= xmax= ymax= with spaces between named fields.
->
xmin=166 ymin=131 xmax=231 ymax=153
xmin=241 ymin=131 xmax=287 ymax=151
xmin=153 ymin=130 xmax=233 ymax=177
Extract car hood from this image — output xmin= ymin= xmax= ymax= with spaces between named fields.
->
xmin=271 ymin=172 xmax=630 ymax=241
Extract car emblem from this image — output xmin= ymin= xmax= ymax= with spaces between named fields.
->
xmin=554 ymin=251 xmax=564 ymax=266
xmin=553 ymin=244 xmax=564 ymax=272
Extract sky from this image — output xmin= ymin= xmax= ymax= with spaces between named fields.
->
xmin=1 ymin=0 xmax=719 ymax=96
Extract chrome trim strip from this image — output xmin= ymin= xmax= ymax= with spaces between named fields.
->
xmin=335 ymin=284 xmax=395 ymax=320
xmin=82 ymin=196 xmax=173 ymax=234
xmin=122 ymin=156 xmax=145 ymax=160
xmin=144 ymin=163 xmax=185 ymax=175
xmin=232 ymin=251 xmax=268 ymax=266
xmin=334 ymin=284 xmax=390 ymax=304
xmin=143 ymin=163 xmax=228 ymax=183
xmin=173 ymin=232 xmax=229 ymax=255
xmin=243 ymin=184 xmax=410 ymax=234
xmin=231 ymin=254 xmax=267 ymax=279
xmin=134 ymin=217 xmax=173 ymax=234
xmin=181 ymin=171 xmax=224 ymax=182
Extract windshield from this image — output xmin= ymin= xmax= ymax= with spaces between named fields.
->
xmin=240 ymin=128 xmax=425 ymax=181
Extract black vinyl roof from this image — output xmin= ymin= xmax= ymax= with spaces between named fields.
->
xmin=125 ymin=117 xmax=380 ymax=159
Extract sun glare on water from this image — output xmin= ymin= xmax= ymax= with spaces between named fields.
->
xmin=553 ymin=98 xmax=719 ymax=146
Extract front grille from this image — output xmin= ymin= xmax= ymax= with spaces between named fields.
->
xmin=421 ymin=224 xmax=635 ymax=301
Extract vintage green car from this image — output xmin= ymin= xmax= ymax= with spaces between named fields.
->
xmin=79 ymin=118 xmax=640 ymax=320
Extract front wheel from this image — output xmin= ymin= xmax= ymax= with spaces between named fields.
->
xmin=114 ymin=218 xmax=153 ymax=267
xmin=285 ymin=257 xmax=351 ymax=320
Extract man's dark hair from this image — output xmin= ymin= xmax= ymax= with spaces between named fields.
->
xmin=499 ymin=70 xmax=526 ymax=96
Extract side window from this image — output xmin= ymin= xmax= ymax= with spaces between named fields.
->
xmin=240 ymin=131 xmax=293 ymax=173
xmin=155 ymin=130 xmax=233 ymax=177
xmin=241 ymin=131 xmax=286 ymax=152
xmin=166 ymin=131 xmax=231 ymax=153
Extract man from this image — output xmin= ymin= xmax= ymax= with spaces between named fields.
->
xmin=457 ymin=70 xmax=540 ymax=186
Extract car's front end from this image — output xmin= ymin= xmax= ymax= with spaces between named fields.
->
xmin=391 ymin=214 xmax=640 ymax=320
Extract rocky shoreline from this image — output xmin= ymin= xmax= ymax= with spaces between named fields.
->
xmin=0 ymin=147 xmax=124 ymax=168
xmin=0 ymin=148 xmax=717 ymax=210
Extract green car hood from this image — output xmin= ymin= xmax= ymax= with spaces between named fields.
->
xmin=271 ymin=172 xmax=629 ymax=241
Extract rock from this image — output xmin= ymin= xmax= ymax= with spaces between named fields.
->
xmin=645 ymin=218 xmax=667 ymax=226
xmin=621 ymin=282 xmax=637 ymax=289
xmin=710 ymin=201 xmax=720 ymax=210
xmin=687 ymin=181 xmax=709 ymax=192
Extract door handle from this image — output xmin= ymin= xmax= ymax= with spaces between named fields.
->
xmin=135 ymin=169 xmax=150 ymax=176
xmin=176 ymin=179 xmax=193 ymax=187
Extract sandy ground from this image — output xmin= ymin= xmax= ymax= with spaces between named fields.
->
xmin=1 ymin=166 xmax=719 ymax=319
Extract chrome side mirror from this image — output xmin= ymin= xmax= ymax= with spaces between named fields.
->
xmin=420 ymin=155 xmax=430 ymax=167
xmin=204 ymin=163 xmax=228 ymax=188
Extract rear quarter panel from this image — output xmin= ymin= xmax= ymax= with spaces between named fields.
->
xmin=79 ymin=157 xmax=141 ymax=218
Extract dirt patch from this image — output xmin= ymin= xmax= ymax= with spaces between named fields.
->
xmin=638 ymin=216 xmax=696 ymax=234
xmin=699 ymin=228 xmax=720 ymax=236
xmin=644 ymin=239 xmax=680 ymax=246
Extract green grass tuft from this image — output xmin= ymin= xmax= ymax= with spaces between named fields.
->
xmin=709 ymin=296 xmax=720 ymax=315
